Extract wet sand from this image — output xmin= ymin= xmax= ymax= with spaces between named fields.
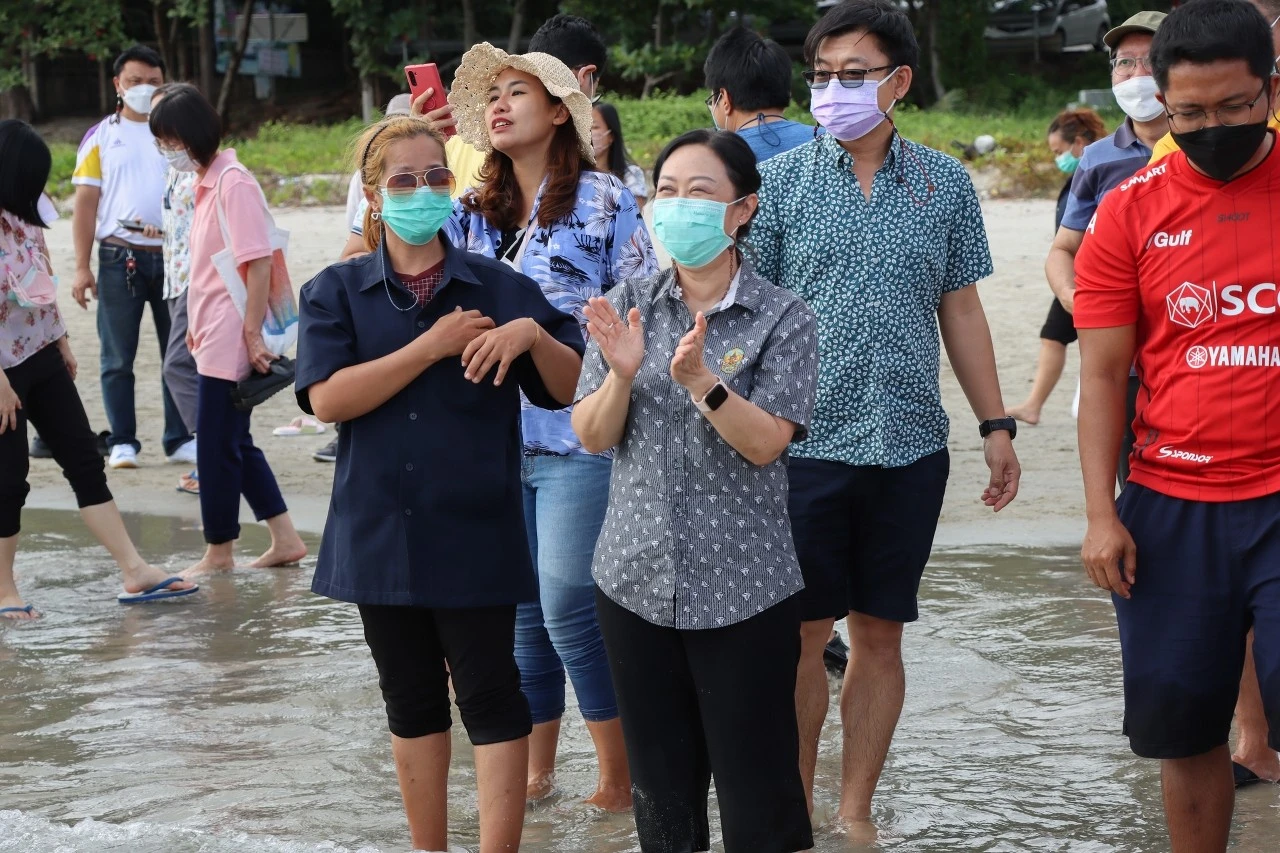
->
xmin=31 ymin=199 xmax=1083 ymax=549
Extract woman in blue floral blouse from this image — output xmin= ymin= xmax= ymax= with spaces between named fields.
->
xmin=444 ymin=44 xmax=657 ymax=809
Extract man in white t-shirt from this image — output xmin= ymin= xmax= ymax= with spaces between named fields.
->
xmin=70 ymin=45 xmax=195 ymax=470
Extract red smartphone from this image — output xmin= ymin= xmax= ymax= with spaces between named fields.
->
xmin=405 ymin=63 xmax=455 ymax=136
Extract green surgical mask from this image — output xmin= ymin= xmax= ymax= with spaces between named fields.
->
xmin=379 ymin=187 xmax=453 ymax=246
xmin=652 ymin=196 xmax=744 ymax=269
xmin=1055 ymin=150 xmax=1080 ymax=174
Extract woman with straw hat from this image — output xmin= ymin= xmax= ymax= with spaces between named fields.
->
xmin=445 ymin=43 xmax=658 ymax=811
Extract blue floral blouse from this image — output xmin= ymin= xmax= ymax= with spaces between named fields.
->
xmin=444 ymin=170 xmax=658 ymax=456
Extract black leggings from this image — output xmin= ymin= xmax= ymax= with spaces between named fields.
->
xmin=595 ymin=589 xmax=813 ymax=853
xmin=0 ymin=345 xmax=111 ymax=538
xmin=358 ymin=603 xmax=532 ymax=745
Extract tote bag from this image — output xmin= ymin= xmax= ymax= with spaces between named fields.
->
xmin=211 ymin=165 xmax=298 ymax=356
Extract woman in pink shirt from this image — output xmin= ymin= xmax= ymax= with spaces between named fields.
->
xmin=0 ymin=120 xmax=197 ymax=616
xmin=148 ymin=85 xmax=306 ymax=574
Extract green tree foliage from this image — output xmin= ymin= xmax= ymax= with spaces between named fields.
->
xmin=0 ymin=0 xmax=127 ymax=90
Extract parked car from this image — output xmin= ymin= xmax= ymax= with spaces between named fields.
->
xmin=985 ymin=0 xmax=1111 ymax=53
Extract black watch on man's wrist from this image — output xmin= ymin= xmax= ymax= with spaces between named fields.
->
xmin=979 ymin=417 xmax=1017 ymax=440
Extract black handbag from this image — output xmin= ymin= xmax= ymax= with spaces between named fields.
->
xmin=231 ymin=356 xmax=296 ymax=412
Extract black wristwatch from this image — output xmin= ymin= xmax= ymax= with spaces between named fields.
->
xmin=979 ymin=417 xmax=1017 ymax=440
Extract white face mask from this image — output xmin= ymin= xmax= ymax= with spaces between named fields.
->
xmin=121 ymin=83 xmax=158 ymax=116
xmin=1112 ymin=75 xmax=1164 ymax=123
xmin=162 ymin=147 xmax=198 ymax=172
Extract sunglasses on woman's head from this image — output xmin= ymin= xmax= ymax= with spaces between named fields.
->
xmin=382 ymin=167 xmax=456 ymax=196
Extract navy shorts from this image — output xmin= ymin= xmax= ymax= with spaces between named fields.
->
xmin=1114 ymin=483 xmax=1280 ymax=759
xmin=788 ymin=449 xmax=949 ymax=624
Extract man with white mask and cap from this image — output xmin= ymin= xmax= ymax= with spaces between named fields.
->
xmin=1044 ymin=11 xmax=1168 ymax=487
xmin=68 ymin=45 xmax=194 ymax=473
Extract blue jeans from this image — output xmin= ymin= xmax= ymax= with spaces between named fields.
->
xmin=96 ymin=244 xmax=192 ymax=454
xmin=515 ymin=453 xmax=619 ymax=724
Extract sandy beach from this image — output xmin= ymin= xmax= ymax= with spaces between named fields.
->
xmin=28 ymin=197 xmax=1084 ymax=549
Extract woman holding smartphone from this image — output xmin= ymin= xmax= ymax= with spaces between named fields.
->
xmin=445 ymin=43 xmax=657 ymax=808
xmin=296 ymin=115 xmax=585 ymax=852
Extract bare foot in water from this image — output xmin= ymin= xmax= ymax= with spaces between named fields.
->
xmin=0 ymin=592 xmax=40 ymax=620
xmin=121 ymin=562 xmax=198 ymax=594
xmin=1234 ymin=745 xmax=1280 ymax=782
xmin=527 ymin=771 xmax=555 ymax=802
xmin=837 ymin=817 xmax=879 ymax=844
xmin=250 ymin=540 xmax=307 ymax=568
xmin=1005 ymin=403 xmax=1041 ymax=425
xmin=585 ymin=783 xmax=632 ymax=812
xmin=186 ymin=553 xmax=237 ymax=576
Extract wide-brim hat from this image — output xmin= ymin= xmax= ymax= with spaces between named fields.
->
xmin=449 ymin=42 xmax=595 ymax=164
xmin=1104 ymin=11 xmax=1166 ymax=51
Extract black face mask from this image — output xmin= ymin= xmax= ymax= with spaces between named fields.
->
xmin=1172 ymin=121 xmax=1270 ymax=182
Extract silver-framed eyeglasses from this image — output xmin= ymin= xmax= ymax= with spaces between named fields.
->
xmin=1109 ymin=56 xmax=1154 ymax=76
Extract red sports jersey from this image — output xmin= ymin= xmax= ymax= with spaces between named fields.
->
xmin=1075 ymin=139 xmax=1280 ymax=502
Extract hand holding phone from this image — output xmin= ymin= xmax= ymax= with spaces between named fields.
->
xmin=118 ymin=218 xmax=163 ymax=237
xmin=405 ymin=63 xmax=457 ymax=137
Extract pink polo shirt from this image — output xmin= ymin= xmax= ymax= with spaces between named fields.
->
xmin=189 ymin=149 xmax=272 ymax=381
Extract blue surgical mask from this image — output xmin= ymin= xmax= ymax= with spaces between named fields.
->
xmin=1055 ymin=149 xmax=1080 ymax=174
xmin=378 ymin=186 xmax=453 ymax=246
xmin=652 ymin=196 xmax=744 ymax=269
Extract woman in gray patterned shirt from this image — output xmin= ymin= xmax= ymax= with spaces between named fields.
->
xmin=573 ymin=129 xmax=819 ymax=852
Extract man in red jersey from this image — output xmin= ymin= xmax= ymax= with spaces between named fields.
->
xmin=1074 ymin=1 xmax=1280 ymax=850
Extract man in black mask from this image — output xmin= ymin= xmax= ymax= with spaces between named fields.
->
xmin=1074 ymin=1 xmax=1280 ymax=850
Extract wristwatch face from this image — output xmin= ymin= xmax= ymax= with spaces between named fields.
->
xmin=706 ymin=382 xmax=729 ymax=411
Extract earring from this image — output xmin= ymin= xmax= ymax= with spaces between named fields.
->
xmin=371 ymin=211 xmax=382 ymax=221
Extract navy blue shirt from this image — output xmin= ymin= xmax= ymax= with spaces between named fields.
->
xmin=295 ymin=239 xmax=585 ymax=608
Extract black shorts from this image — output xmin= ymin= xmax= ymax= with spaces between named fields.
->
xmin=1039 ymin=298 xmax=1078 ymax=346
xmin=358 ymin=603 xmax=531 ymax=745
xmin=1113 ymin=484 xmax=1280 ymax=759
xmin=788 ymin=449 xmax=950 ymax=624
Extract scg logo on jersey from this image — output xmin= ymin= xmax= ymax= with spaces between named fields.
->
xmin=1166 ymin=281 xmax=1280 ymax=329
xmin=1167 ymin=282 xmax=1215 ymax=329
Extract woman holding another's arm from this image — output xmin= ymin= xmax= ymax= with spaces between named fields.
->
xmin=573 ymin=129 xmax=819 ymax=853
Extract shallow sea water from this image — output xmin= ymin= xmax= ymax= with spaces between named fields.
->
xmin=2 ymin=508 xmax=1279 ymax=852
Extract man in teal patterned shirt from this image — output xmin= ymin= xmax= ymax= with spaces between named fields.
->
xmin=752 ymin=0 xmax=1022 ymax=828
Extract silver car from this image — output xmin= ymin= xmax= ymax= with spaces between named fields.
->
xmin=985 ymin=0 xmax=1112 ymax=52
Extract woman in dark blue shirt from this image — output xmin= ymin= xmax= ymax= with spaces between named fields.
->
xmin=295 ymin=116 xmax=584 ymax=853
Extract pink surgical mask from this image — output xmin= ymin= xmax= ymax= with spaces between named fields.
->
xmin=810 ymin=68 xmax=899 ymax=142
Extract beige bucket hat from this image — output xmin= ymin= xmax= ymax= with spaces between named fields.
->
xmin=448 ymin=42 xmax=595 ymax=164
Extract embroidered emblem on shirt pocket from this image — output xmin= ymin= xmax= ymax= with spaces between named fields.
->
xmin=720 ymin=348 xmax=746 ymax=375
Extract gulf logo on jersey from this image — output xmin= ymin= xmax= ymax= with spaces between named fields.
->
xmin=1167 ymin=281 xmax=1280 ymax=329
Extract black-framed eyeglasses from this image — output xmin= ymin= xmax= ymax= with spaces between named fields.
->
xmin=381 ymin=167 xmax=455 ymax=196
xmin=802 ymin=65 xmax=894 ymax=90
xmin=704 ymin=91 xmax=719 ymax=109
xmin=1165 ymin=84 xmax=1269 ymax=134
xmin=1109 ymin=56 xmax=1154 ymax=76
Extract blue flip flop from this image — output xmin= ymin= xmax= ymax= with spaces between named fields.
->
xmin=0 ymin=604 xmax=37 ymax=619
xmin=117 ymin=577 xmax=200 ymax=604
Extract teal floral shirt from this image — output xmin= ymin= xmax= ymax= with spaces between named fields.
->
xmin=753 ymin=133 xmax=993 ymax=468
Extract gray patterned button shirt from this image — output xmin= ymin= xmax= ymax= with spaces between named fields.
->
xmin=576 ymin=264 xmax=819 ymax=629
xmin=753 ymin=132 xmax=994 ymax=468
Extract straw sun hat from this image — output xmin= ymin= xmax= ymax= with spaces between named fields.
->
xmin=448 ymin=42 xmax=596 ymax=164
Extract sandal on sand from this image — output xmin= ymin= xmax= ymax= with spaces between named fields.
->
xmin=273 ymin=416 xmax=326 ymax=437
xmin=177 ymin=470 xmax=199 ymax=495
